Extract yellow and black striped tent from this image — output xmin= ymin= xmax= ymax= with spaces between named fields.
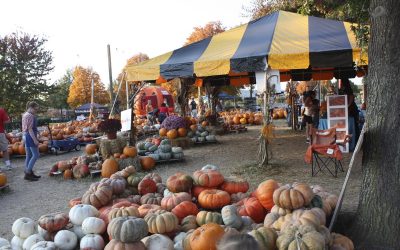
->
xmin=125 ymin=11 xmax=368 ymax=83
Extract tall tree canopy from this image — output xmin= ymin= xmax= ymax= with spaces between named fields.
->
xmin=67 ymin=66 xmax=110 ymax=108
xmin=48 ymin=69 xmax=73 ymax=112
xmin=0 ymin=32 xmax=54 ymax=116
xmin=184 ymin=21 xmax=225 ymax=45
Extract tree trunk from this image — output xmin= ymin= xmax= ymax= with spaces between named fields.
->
xmin=351 ymin=1 xmax=400 ymax=248
xmin=176 ymin=78 xmax=193 ymax=117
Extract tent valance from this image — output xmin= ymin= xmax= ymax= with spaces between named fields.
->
xmin=125 ymin=11 xmax=368 ymax=82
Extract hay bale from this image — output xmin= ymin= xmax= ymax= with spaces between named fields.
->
xmin=99 ymin=136 xmax=127 ymax=158
xmin=118 ymin=156 xmax=141 ymax=171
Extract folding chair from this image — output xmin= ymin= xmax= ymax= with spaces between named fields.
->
xmin=305 ymin=128 xmax=348 ymax=177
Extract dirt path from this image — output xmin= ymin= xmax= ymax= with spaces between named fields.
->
xmin=0 ymin=121 xmax=362 ymax=239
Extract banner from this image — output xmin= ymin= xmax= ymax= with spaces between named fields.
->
xmin=121 ymin=109 xmax=132 ymax=132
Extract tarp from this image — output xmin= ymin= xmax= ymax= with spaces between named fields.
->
xmin=125 ymin=11 xmax=368 ymax=82
xmin=218 ymin=92 xmax=238 ymax=100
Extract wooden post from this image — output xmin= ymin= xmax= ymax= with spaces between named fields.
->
xmin=107 ymin=44 xmax=115 ymax=107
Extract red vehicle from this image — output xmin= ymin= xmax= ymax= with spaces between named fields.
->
xmin=135 ymin=86 xmax=174 ymax=115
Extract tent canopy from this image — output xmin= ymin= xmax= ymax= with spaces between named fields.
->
xmin=75 ymin=103 xmax=108 ymax=113
xmin=218 ymin=92 xmax=238 ymax=100
xmin=125 ymin=11 xmax=368 ymax=82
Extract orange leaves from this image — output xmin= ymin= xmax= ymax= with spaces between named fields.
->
xmin=184 ymin=21 xmax=225 ymax=46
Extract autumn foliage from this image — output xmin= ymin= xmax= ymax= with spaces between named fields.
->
xmin=184 ymin=21 xmax=225 ymax=45
xmin=67 ymin=66 xmax=110 ymax=108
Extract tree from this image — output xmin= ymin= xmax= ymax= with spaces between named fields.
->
xmin=0 ymin=32 xmax=54 ymax=116
xmin=47 ymin=69 xmax=73 ymax=116
xmin=350 ymin=1 xmax=400 ymax=248
xmin=67 ymin=66 xmax=110 ymax=108
xmin=184 ymin=21 xmax=225 ymax=45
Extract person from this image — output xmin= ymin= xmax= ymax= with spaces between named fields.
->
xmin=158 ymin=103 xmax=169 ymax=124
xmin=190 ymin=98 xmax=197 ymax=118
xmin=311 ymin=91 xmax=320 ymax=129
xmin=0 ymin=107 xmax=12 ymax=171
xmin=22 ymin=101 xmax=41 ymax=181
xmin=339 ymin=78 xmax=360 ymax=152
xmin=145 ymin=100 xmax=153 ymax=118
xmin=302 ymin=90 xmax=314 ymax=142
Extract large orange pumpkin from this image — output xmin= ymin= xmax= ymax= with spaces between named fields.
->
xmin=220 ymin=177 xmax=249 ymax=194
xmin=177 ymin=128 xmax=187 ymax=137
xmin=0 ymin=173 xmax=7 ymax=186
xmin=101 ymin=158 xmax=119 ymax=178
xmin=198 ymin=189 xmax=231 ymax=209
xmin=191 ymin=185 xmax=214 ymax=198
xmin=139 ymin=156 xmax=156 ymax=171
xmin=273 ymin=183 xmax=314 ymax=210
xmin=166 ymin=129 xmax=178 ymax=139
xmin=235 ymin=197 xmax=266 ymax=223
xmin=85 ymin=144 xmax=97 ymax=155
xmin=123 ymin=146 xmax=137 ymax=157
xmin=190 ymin=125 xmax=197 ymax=132
xmin=18 ymin=144 xmax=26 ymax=155
xmin=159 ymin=128 xmax=168 ymax=137
xmin=255 ymin=179 xmax=279 ymax=211
xmin=193 ymin=169 xmax=224 ymax=188
xmin=171 ymin=201 xmax=199 ymax=222
xmin=63 ymin=169 xmax=73 ymax=179
xmin=68 ymin=197 xmax=82 ymax=208
xmin=189 ymin=223 xmax=225 ymax=250
xmin=233 ymin=116 xmax=240 ymax=124
xmin=12 ymin=143 xmax=20 ymax=154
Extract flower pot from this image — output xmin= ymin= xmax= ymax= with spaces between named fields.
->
xmin=106 ymin=131 xmax=117 ymax=140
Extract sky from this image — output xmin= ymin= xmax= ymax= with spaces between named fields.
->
xmin=1 ymin=0 xmax=249 ymax=84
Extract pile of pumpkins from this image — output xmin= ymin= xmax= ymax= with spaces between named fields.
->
xmin=220 ymin=111 xmax=263 ymax=126
xmin=187 ymin=123 xmax=217 ymax=143
xmin=272 ymin=108 xmax=287 ymax=119
xmin=0 ymin=136 xmax=48 ymax=158
xmin=159 ymin=127 xmax=188 ymax=140
xmin=2 ymin=164 xmax=354 ymax=250
xmin=136 ymin=138 xmax=185 ymax=161
xmin=44 ymin=120 xmax=100 ymax=143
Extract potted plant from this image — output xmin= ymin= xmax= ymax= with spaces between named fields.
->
xmin=98 ymin=119 xmax=122 ymax=139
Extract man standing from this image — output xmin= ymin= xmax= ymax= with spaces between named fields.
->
xmin=0 ymin=107 xmax=12 ymax=171
xmin=190 ymin=98 xmax=197 ymax=118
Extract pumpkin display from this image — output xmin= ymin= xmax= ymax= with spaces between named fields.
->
xmin=273 ymin=183 xmax=314 ymax=210
xmin=166 ymin=129 xmax=178 ymax=139
xmin=330 ymin=233 xmax=354 ymax=250
xmin=221 ymin=205 xmax=243 ymax=229
xmin=63 ymin=169 xmax=73 ymax=179
xmin=12 ymin=217 xmax=36 ymax=239
xmin=82 ymin=182 xmax=113 ymax=209
xmin=80 ymin=234 xmax=105 ymax=250
xmin=248 ymin=227 xmax=278 ymax=250
xmin=192 ymin=169 xmax=224 ymax=187
xmin=105 ymin=239 xmax=146 ymax=250
xmin=101 ymin=158 xmax=119 ymax=178
xmin=161 ymin=192 xmax=192 ymax=211
xmin=171 ymin=201 xmax=199 ymax=222
xmin=0 ymin=173 xmax=8 ymax=187
xmin=140 ymin=193 xmax=163 ymax=205
xmin=234 ymin=197 xmax=266 ymax=223
xmin=138 ymin=204 xmax=162 ymax=218
xmin=276 ymin=224 xmax=326 ymax=250
xmin=31 ymin=241 xmax=57 ymax=250
xmin=144 ymin=210 xmax=179 ymax=234
xmin=138 ymin=178 xmax=157 ymax=195
xmin=141 ymin=234 xmax=174 ymax=250
xmin=85 ymin=144 xmax=97 ymax=155
xmin=166 ymin=172 xmax=193 ymax=193
xmin=159 ymin=128 xmax=168 ymax=137
xmin=54 ymin=230 xmax=78 ymax=250
xmin=198 ymin=189 xmax=230 ymax=209
xmin=69 ymin=204 xmax=99 ymax=225
xmin=123 ymin=146 xmax=137 ymax=157
xmin=22 ymin=234 xmax=44 ymax=250
xmin=177 ymin=127 xmax=187 ymax=137
xmin=196 ymin=211 xmax=223 ymax=226
xmin=188 ymin=223 xmax=225 ymax=250
xmin=82 ymin=217 xmax=106 ymax=234
xmin=180 ymin=215 xmax=198 ymax=232
xmin=143 ymin=173 xmax=162 ymax=183
xmin=220 ymin=177 xmax=249 ymax=194
xmin=139 ymin=156 xmax=156 ymax=171
xmin=255 ymin=179 xmax=279 ymax=211
xmin=107 ymin=216 xmax=148 ymax=243
xmin=38 ymin=212 xmax=69 ymax=233
xmin=108 ymin=206 xmax=140 ymax=221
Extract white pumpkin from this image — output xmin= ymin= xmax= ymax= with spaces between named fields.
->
xmin=81 ymin=217 xmax=106 ymax=235
xmin=22 ymin=234 xmax=44 ymax=250
xmin=11 ymin=236 xmax=24 ymax=250
xmin=70 ymin=225 xmax=85 ymax=240
xmin=163 ymin=189 xmax=173 ymax=197
xmin=69 ymin=204 xmax=99 ymax=225
xmin=30 ymin=241 xmax=57 ymax=250
xmin=12 ymin=217 xmax=36 ymax=239
xmin=80 ymin=234 xmax=104 ymax=250
xmin=173 ymin=232 xmax=186 ymax=250
xmin=37 ymin=226 xmax=53 ymax=241
xmin=142 ymin=234 xmax=174 ymax=250
xmin=171 ymin=147 xmax=183 ymax=153
xmin=0 ymin=238 xmax=10 ymax=248
xmin=54 ymin=230 xmax=77 ymax=250
xmin=201 ymin=164 xmax=219 ymax=171
xmin=0 ymin=246 xmax=12 ymax=250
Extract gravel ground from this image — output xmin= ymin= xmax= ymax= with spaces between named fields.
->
xmin=0 ymin=121 xmax=362 ymax=240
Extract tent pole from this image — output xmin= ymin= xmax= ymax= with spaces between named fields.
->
xmin=126 ymin=80 xmax=129 ymax=110
xmin=109 ymin=72 xmax=125 ymax=118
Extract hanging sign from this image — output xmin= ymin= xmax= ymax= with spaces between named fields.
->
xmin=121 ymin=109 xmax=132 ymax=132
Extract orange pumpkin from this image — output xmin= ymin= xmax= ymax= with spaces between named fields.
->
xmin=233 ymin=116 xmax=240 ymax=125
xmin=138 ymin=178 xmax=157 ymax=195
xmin=123 ymin=146 xmax=137 ymax=157
xmin=139 ymin=156 xmax=156 ymax=171
xmin=193 ymin=169 xmax=224 ymax=188
xmin=38 ymin=144 xmax=48 ymax=153
xmin=113 ymin=153 xmax=121 ymax=158
xmin=234 ymin=197 xmax=266 ymax=223
xmin=190 ymin=125 xmax=197 ymax=132
xmin=220 ymin=177 xmax=249 ymax=194
xmin=12 ymin=143 xmax=20 ymax=154
xmin=201 ymin=121 xmax=209 ymax=127
xmin=138 ymin=204 xmax=162 ymax=218
xmin=18 ymin=144 xmax=26 ymax=155
xmin=101 ymin=158 xmax=119 ymax=178
xmin=63 ymin=169 xmax=73 ymax=179
xmin=68 ymin=197 xmax=82 ymax=207
xmin=119 ymin=154 xmax=127 ymax=159
xmin=166 ymin=129 xmax=178 ymax=139
xmin=171 ymin=201 xmax=199 ymax=222
xmin=159 ymin=128 xmax=168 ymax=136
xmin=177 ymin=127 xmax=187 ymax=137
xmin=189 ymin=223 xmax=225 ymax=250
xmin=255 ymin=179 xmax=279 ymax=211
xmin=239 ymin=118 xmax=247 ymax=124
xmin=85 ymin=144 xmax=97 ymax=155
xmin=0 ymin=173 xmax=7 ymax=186
xmin=198 ymin=189 xmax=231 ymax=209
xmin=191 ymin=185 xmax=213 ymax=198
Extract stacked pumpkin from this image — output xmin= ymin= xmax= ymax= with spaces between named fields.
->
xmin=272 ymin=108 xmax=288 ymax=119
xmin=187 ymin=123 xmax=217 ymax=143
xmin=136 ymin=138 xmax=185 ymax=162
xmin=220 ymin=111 xmax=263 ymax=125
xmin=49 ymin=151 xmax=99 ymax=179
xmin=158 ymin=115 xmax=188 ymax=140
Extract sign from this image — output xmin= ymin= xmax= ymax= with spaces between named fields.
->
xmin=326 ymin=95 xmax=349 ymax=153
xmin=255 ymin=69 xmax=281 ymax=94
xmin=121 ymin=109 xmax=132 ymax=132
